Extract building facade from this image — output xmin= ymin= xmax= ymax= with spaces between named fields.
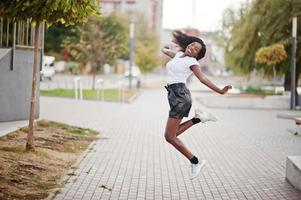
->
xmin=101 ymin=0 xmax=163 ymax=35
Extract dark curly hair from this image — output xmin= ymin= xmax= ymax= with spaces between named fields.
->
xmin=172 ymin=30 xmax=206 ymax=61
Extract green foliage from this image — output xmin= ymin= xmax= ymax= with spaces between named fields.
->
xmin=241 ymin=86 xmax=282 ymax=95
xmin=0 ymin=0 xmax=100 ymax=151
xmin=45 ymin=22 xmax=78 ymax=59
xmin=40 ymin=88 xmax=136 ymax=102
xmin=136 ymin=33 xmax=160 ymax=73
xmin=64 ymin=15 xmax=127 ymax=71
xmin=0 ymin=0 xmax=99 ymax=24
xmin=135 ymin=14 xmax=160 ymax=73
xmin=255 ymin=44 xmax=287 ymax=66
xmin=222 ymin=0 xmax=301 ymax=77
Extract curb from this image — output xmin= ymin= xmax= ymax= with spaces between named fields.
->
xmin=277 ymin=112 xmax=301 ymax=120
xmin=46 ymin=139 xmax=98 ymax=200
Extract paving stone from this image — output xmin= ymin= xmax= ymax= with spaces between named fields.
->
xmin=39 ymin=89 xmax=301 ymax=200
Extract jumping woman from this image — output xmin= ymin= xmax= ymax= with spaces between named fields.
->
xmin=162 ymin=30 xmax=232 ymax=179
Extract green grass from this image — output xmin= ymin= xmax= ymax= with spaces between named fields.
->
xmin=40 ymin=88 xmax=136 ymax=102
xmin=68 ymin=127 xmax=98 ymax=136
xmin=240 ymin=86 xmax=282 ymax=95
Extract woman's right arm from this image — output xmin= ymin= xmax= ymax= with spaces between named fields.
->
xmin=161 ymin=45 xmax=176 ymax=58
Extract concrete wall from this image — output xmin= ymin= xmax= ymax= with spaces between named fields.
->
xmin=0 ymin=48 xmax=40 ymax=122
xmin=286 ymin=156 xmax=301 ymax=192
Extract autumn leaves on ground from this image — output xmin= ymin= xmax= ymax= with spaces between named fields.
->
xmin=0 ymin=120 xmax=98 ymax=200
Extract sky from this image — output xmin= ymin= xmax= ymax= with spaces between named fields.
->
xmin=162 ymin=0 xmax=246 ymax=32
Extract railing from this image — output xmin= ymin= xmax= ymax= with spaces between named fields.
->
xmin=0 ymin=18 xmax=44 ymax=70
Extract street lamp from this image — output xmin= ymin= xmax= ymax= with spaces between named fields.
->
xmin=290 ymin=17 xmax=297 ymax=110
xmin=129 ymin=18 xmax=135 ymax=89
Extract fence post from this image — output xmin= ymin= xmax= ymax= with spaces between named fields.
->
xmin=6 ymin=18 xmax=9 ymax=47
xmin=26 ymin=19 xmax=29 ymax=46
xmin=30 ymin=20 xmax=34 ymax=46
xmin=0 ymin=18 xmax=3 ymax=47
xmin=11 ymin=22 xmax=16 ymax=71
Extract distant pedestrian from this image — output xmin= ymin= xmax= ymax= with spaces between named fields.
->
xmin=162 ymin=30 xmax=232 ymax=179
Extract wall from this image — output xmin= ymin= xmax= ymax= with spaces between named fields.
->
xmin=0 ymin=48 xmax=40 ymax=122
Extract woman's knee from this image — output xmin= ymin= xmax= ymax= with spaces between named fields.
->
xmin=165 ymin=133 xmax=176 ymax=143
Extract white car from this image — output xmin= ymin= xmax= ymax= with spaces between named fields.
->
xmin=124 ymin=66 xmax=141 ymax=77
xmin=40 ymin=56 xmax=55 ymax=81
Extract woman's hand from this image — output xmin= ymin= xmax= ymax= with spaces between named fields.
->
xmin=220 ymin=85 xmax=232 ymax=94
xmin=162 ymin=45 xmax=176 ymax=58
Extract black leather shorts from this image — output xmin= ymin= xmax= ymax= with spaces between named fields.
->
xmin=165 ymin=83 xmax=192 ymax=119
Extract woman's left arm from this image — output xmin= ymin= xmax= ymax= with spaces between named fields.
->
xmin=190 ymin=65 xmax=232 ymax=95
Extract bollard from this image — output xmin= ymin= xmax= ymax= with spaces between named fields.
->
xmin=136 ymin=78 xmax=141 ymax=90
xmin=79 ymin=79 xmax=83 ymax=100
xmin=74 ymin=77 xmax=83 ymax=100
xmin=96 ymin=79 xmax=104 ymax=101
xmin=118 ymin=81 xmax=125 ymax=103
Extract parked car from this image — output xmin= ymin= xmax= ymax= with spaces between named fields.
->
xmin=124 ymin=66 xmax=141 ymax=78
xmin=40 ymin=56 xmax=55 ymax=81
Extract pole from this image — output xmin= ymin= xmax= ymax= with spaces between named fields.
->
xmin=129 ymin=18 xmax=135 ymax=89
xmin=290 ymin=17 xmax=297 ymax=110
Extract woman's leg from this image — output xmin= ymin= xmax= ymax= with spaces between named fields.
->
xmin=164 ymin=117 xmax=194 ymax=160
xmin=176 ymin=119 xmax=194 ymax=136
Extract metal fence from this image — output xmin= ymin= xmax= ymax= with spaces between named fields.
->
xmin=0 ymin=18 xmax=44 ymax=70
xmin=0 ymin=18 xmax=39 ymax=48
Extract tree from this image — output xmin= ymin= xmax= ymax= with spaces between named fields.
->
xmin=135 ymin=30 xmax=160 ymax=73
xmin=116 ymin=13 xmax=161 ymax=73
xmin=255 ymin=44 xmax=288 ymax=67
xmin=135 ymin=14 xmax=161 ymax=73
xmin=222 ymin=0 xmax=301 ymax=90
xmin=64 ymin=15 xmax=127 ymax=89
xmin=0 ymin=0 xmax=99 ymax=151
xmin=44 ymin=22 xmax=78 ymax=60
xmin=255 ymin=43 xmax=288 ymax=87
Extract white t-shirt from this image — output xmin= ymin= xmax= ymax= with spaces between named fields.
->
xmin=166 ymin=51 xmax=200 ymax=85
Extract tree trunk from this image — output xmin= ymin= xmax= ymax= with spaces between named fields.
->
xmin=284 ymin=71 xmax=300 ymax=91
xmin=284 ymin=72 xmax=291 ymax=91
xmin=26 ymin=21 xmax=40 ymax=151
xmin=272 ymin=66 xmax=276 ymax=93
xmin=284 ymin=68 xmax=300 ymax=106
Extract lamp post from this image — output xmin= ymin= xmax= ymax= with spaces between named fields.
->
xmin=290 ymin=17 xmax=297 ymax=110
xmin=129 ymin=18 xmax=135 ymax=89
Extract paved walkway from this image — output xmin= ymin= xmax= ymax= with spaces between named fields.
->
xmin=40 ymin=89 xmax=301 ymax=200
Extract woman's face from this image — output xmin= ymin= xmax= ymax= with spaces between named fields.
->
xmin=185 ymin=42 xmax=202 ymax=58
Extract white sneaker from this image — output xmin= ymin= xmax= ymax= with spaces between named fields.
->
xmin=191 ymin=160 xmax=206 ymax=180
xmin=194 ymin=109 xmax=217 ymax=123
